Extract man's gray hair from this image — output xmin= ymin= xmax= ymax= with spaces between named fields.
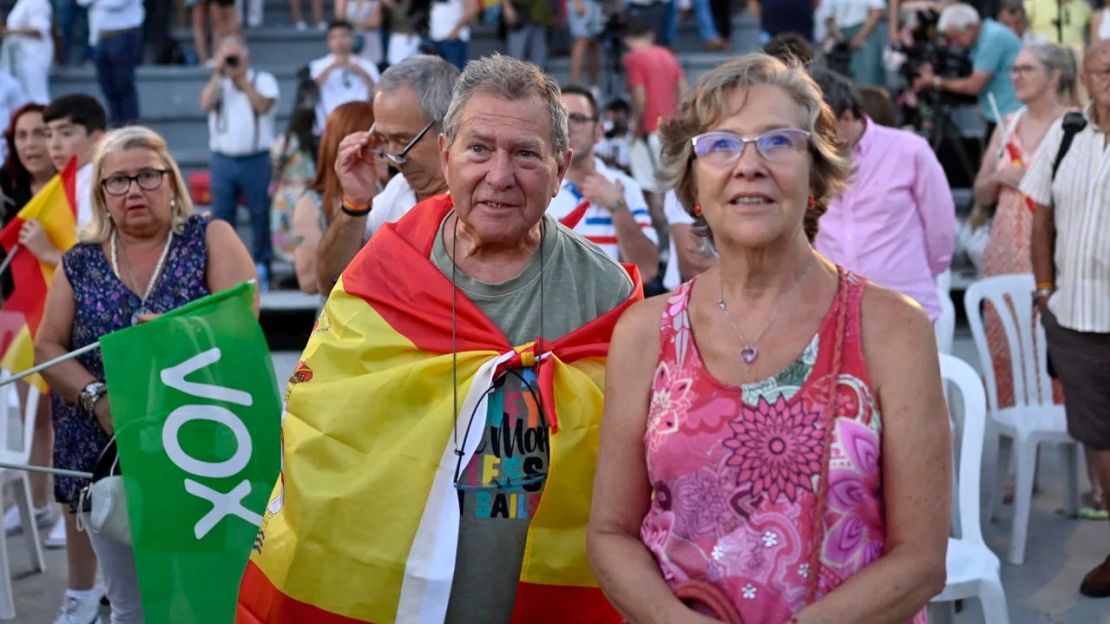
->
xmin=376 ymin=55 xmax=460 ymax=129
xmin=442 ymin=54 xmax=568 ymax=156
xmin=938 ymin=3 xmax=981 ymax=31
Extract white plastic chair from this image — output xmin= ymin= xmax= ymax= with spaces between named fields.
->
xmin=930 ymin=354 xmax=1009 ymax=624
xmin=0 ymin=371 xmax=47 ymax=620
xmin=935 ymin=270 xmax=956 ymax=355
xmin=964 ymin=274 xmax=1080 ymax=565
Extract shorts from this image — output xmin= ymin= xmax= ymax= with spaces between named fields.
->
xmin=568 ymin=0 xmax=604 ymax=39
xmin=1043 ymin=308 xmax=1110 ymax=449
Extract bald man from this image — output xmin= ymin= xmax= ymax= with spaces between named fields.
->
xmin=1025 ymin=39 xmax=1110 ymax=597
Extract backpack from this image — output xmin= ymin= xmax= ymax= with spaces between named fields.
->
xmin=1051 ymin=111 xmax=1088 ymax=184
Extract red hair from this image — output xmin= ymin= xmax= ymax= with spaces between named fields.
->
xmin=310 ymin=100 xmax=374 ymax=221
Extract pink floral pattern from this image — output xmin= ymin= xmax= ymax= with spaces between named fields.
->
xmin=722 ymin=396 xmax=825 ymax=503
xmin=641 ymin=277 xmax=925 ymax=624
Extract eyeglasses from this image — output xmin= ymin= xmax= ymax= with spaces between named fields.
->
xmin=691 ymin=128 xmax=811 ymax=167
xmin=101 ymin=168 xmax=168 ymax=196
xmin=567 ymin=113 xmax=598 ymax=125
xmin=370 ymin=120 xmax=435 ymax=166
xmin=1010 ymin=64 xmax=1042 ymax=75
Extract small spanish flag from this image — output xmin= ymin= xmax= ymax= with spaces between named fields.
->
xmin=0 ymin=157 xmax=79 ymax=390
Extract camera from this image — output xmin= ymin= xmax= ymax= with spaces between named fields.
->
xmin=225 ymin=55 xmax=240 ymax=68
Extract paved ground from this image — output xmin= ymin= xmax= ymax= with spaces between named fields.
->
xmin=6 ymin=337 xmax=1110 ymax=623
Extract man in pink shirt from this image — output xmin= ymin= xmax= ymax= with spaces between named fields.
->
xmin=622 ymin=18 xmax=684 ymax=137
xmin=811 ymin=68 xmax=956 ymax=321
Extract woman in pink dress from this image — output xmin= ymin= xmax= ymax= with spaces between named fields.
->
xmin=588 ymin=54 xmax=951 ymax=624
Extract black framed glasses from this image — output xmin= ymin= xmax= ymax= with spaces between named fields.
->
xmin=370 ymin=120 xmax=435 ymax=166
xmin=691 ymin=128 xmax=811 ymax=167
xmin=101 ymin=168 xmax=169 ymax=196
xmin=567 ymin=113 xmax=598 ymax=125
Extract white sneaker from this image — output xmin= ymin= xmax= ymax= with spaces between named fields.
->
xmin=52 ymin=592 xmax=101 ymax=624
xmin=44 ymin=516 xmax=66 ymax=549
xmin=4 ymin=503 xmax=58 ymax=535
xmin=295 ymin=20 xmax=307 ymax=31
xmin=315 ymin=21 xmax=326 ymax=30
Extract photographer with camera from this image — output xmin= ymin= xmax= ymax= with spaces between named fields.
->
xmin=913 ymin=3 xmax=1022 ymax=139
xmin=200 ymin=35 xmax=280 ymax=288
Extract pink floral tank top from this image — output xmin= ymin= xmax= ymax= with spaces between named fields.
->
xmin=641 ymin=270 xmax=927 ymax=623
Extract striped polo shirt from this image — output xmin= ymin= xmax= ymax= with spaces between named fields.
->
xmin=546 ymin=158 xmax=658 ymax=262
xmin=1020 ymin=107 xmax=1110 ymax=333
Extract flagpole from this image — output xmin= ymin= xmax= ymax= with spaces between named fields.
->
xmin=0 ymin=461 xmax=92 ymax=479
xmin=0 ymin=342 xmax=100 ymax=389
xmin=0 ymin=244 xmax=19 ymax=278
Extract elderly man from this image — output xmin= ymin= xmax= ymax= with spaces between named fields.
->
xmin=238 ymin=55 xmax=639 ymax=623
xmin=548 ymin=85 xmax=659 ymax=283
xmin=316 ymin=54 xmax=458 ymax=292
xmin=200 ymin=36 xmax=280 ymax=287
xmin=1026 ymin=39 xmax=1110 ymax=598
xmin=914 ymin=3 xmax=1022 ymax=138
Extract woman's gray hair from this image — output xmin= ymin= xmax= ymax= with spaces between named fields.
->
xmin=1026 ymin=42 xmax=1079 ymax=103
xmin=376 ymin=55 xmax=460 ymax=129
xmin=81 ymin=126 xmax=194 ymax=244
xmin=657 ymin=53 xmax=851 ymax=243
xmin=442 ymin=54 xmax=568 ymax=156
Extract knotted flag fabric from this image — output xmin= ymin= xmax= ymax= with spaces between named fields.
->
xmin=0 ymin=157 xmax=78 ymax=390
xmin=237 ymin=195 xmax=640 ymax=623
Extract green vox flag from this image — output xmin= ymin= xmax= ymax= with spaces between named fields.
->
xmin=100 ymin=282 xmax=281 ymax=624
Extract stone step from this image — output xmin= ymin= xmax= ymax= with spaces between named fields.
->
xmin=168 ymin=13 xmax=762 ymax=68
xmin=50 ymin=66 xmax=304 ymax=118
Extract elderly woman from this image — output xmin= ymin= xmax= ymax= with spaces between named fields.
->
xmin=975 ymin=43 xmax=1075 ymax=386
xmin=588 ymin=54 xmax=950 ymax=623
xmin=35 ymin=126 xmax=256 ymax=624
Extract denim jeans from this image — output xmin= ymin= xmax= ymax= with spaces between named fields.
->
xmin=210 ymin=152 xmax=273 ymax=270
xmin=433 ymin=39 xmax=467 ymax=70
xmin=691 ymin=0 xmax=718 ymax=42
xmin=94 ymin=28 xmax=142 ymax=126
xmin=56 ymin=0 xmax=93 ymax=65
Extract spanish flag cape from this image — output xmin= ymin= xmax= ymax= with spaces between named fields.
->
xmin=0 ymin=158 xmax=78 ymax=391
xmin=238 ymin=195 xmax=640 ymax=623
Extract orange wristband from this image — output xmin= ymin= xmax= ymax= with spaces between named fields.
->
xmin=340 ymin=196 xmax=371 ymax=217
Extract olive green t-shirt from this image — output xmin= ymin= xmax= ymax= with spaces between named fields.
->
xmin=430 ymin=213 xmax=633 ymax=624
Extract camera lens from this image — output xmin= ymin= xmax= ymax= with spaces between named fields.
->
xmin=226 ymin=55 xmax=239 ymax=67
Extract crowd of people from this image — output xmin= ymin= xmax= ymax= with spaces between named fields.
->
xmin=0 ymin=0 xmax=1106 ymax=622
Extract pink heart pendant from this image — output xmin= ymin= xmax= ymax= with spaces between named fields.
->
xmin=740 ymin=346 xmax=758 ymax=363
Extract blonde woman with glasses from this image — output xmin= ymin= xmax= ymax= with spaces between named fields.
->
xmin=35 ymin=126 xmax=256 ymax=623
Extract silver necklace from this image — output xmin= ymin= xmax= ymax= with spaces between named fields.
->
xmin=716 ymin=259 xmax=814 ymax=364
xmin=111 ymin=229 xmax=174 ymax=325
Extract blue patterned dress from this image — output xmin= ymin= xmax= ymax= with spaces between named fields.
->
xmin=52 ymin=214 xmax=212 ymax=506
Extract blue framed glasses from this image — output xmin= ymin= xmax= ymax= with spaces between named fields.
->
xmin=691 ymin=128 xmax=811 ymax=166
